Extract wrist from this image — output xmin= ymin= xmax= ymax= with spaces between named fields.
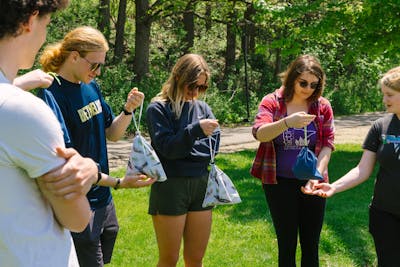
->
xmin=94 ymin=163 xmax=102 ymax=185
xmin=114 ymin=178 xmax=121 ymax=190
xmin=283 ymin=118 xmax=290 ymax=128
xmin=122 ymin=105 xmax=133 ymax=115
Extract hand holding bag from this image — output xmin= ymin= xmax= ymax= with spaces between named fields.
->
xmin=126 ymin=101 xmax=167 ymax=182
xmin=202 ymin=135 xmax=241 ymax=207
xmin=292 ymin=126 xmax=323 ymax=180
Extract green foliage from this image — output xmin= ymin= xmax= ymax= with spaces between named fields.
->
xmin=109 ymin=144 xmax=376 ymax=266
xmin=39 ymin=0 xmax=400 ymax=129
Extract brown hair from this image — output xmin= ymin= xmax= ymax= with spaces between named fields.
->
xmin=152 ymin=53 xmax=211 ymax=118
xmin=40 ymin=26 xmax=109 ymax=72
xmin=279 ymin=54 xmax=326 ymax=102
xmin=0 ymin=0 xmax=69 ymax=39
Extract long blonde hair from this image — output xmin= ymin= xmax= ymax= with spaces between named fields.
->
xmin=40 ymin=26 xmax=109 ymax=72
xmin=152 ymin=53 xmax=210 ymax=118
xmin=380 ymin=66 xmax=400 ymax=92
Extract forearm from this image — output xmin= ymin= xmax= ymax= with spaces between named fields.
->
xmin=331 ymin=167 xmax=368 ymax=194
xmin=256 ymin=118 xmax=288 ymax=142
xmin=96 ymin=173 xmax=120 ymax=188
xmin=106 ymin=113 xmax=132 ymax=141
xmin=37 ymin=179 xmax=91 ymax=232
xmin=317 ymin=146 xmax=332 ymax=174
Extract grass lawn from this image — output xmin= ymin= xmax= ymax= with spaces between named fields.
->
xmin=108 ymin=144 xmax=377 ymax=267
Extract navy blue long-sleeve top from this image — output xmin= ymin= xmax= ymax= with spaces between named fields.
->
xmin=146 ymin=100 xmax=220 ymax=178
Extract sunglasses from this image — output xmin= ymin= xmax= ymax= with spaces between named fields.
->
xmin=188 ymin=83 xmax=208 ymax=91
xmin=81 ymin=56 xmax=103 ymax=72
xmin=298 ymin=80 xmax=319 ymax=90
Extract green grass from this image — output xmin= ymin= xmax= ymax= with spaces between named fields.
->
xmin=109 ymin=144 xmax=377 ymax=267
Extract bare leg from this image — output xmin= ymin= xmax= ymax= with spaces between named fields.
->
xmin=183 ymin=210 xmax=212 ymax=267
xmin=152 ymin=214 xmax=187 ymax=267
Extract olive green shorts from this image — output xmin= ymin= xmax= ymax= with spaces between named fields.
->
xmin=148 ymin=175 xmax=213 ymax=215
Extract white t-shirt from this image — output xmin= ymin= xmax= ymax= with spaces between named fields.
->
xmin=0 ymin=73 xmax=79 ymax=266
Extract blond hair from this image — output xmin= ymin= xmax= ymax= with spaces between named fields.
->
xmin=40 ymin=26 xmax=109 ymax=72
xmin=152 ymin=54 xmax=210 ymax=119
xmin=380 ymin=66 xmax=400 ymax=92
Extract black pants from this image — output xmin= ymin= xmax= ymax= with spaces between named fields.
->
xmin=263 ymin=177 xmax=326 ymax=267
xmin=72 ymin=200 xmax=119 ymax=267
xmin=369 ymin=206 xmax=400 ymax=267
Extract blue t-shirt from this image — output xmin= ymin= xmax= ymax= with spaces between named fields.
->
xmin=38 ymin=76 xmax=114 ymax=209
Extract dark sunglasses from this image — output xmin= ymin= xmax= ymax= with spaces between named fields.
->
xmin=81 ymin=56 xmax=103 ymax=72
xmin=298 ymin=80 xmax=319 ymax=90
xmin=189 ymin=83 xmax=208 ymax=91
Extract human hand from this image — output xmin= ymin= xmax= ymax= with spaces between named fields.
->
xmin=285 ymin=112 xmax=316 ymax=128
xmin=200 ymin=119 xmax=219 ymax=136
xmin=301 ymin=182 xmax=335 ymax=198
xmin=120 ymin=174 xmax=156 ymax=188
xmin=39 ymin=147 xmax=97 ymax=199
xmin=124 ymin=87 xmax=144 ymax=112
xmin=13 ymin=69 xmax=54 ymax=91
xmin=301 ymin=179 xmax=318 ymax=194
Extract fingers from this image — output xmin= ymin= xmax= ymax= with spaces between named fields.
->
xmin=125 ymin=87 xmax=144 ymax=111
xmin=122 ymin=174 xmax=156 ymax=188
xmin=55 ymin=147 xmax=78 ymax=159
xmin=286 ymin=112 xmax=316 ymax=128
xmin=200 ymin=119 xmax=219 ymax=136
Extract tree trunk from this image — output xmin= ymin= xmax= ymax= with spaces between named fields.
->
xmin=242 ymin=3 xmax=256 ymax=55
xmin=205 ymin=3 xmax=212 ymax=32
xmin=183 ymin=4 xmax=195 ymax=54
xmin=114 ymin=0 xmax=127 ymax=62
xmin=221 ymin=9 xmax=237 ymax=91
xmin=134 ymin=0 xmax=152 ymax=82
xmin=98 ymin=0 xmax=111 ymax=41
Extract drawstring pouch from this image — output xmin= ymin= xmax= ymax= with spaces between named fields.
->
xmin=202 ymin=134 xmax=241 ymax=207
xmin=292 ymin=126 xmax=323 ymax=180
xmin=126 ymin=101 xmax=167 ymax=182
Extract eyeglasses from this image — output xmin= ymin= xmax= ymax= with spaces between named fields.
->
xmin=81 ymin=56 xmax=103 ymax=72
xmin=188 ymin=83 xmax=208 ymax=91
xmin=298 ymin=80 xmax=319 ymax=90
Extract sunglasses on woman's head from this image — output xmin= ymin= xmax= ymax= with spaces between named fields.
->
xmin=298 ymin=80 xmax=319 ymax=90
xmin=81 ymin=56 xmax=103 ymax=72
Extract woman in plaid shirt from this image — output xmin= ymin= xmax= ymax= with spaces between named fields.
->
xmin=251 ymin=54 xmax=335 ymax=267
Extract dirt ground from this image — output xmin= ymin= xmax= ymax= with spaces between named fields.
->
xmin=107 ymin=111 xmax=385 ymax=170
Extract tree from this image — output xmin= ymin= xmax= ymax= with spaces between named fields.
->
xmin=98 ymin=0 xmax=111 ymax=41
xmin=114 ymin=0 xmax=127 ymax=62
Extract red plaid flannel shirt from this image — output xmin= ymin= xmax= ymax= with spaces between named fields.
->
xmin=250 ymin=87 xmax=335 ymax=184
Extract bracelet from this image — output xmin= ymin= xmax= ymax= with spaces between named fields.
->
xmin=95 ymin=163 xmax=102 ymax=185
xmin=114 ymin=178 xmax=121 ymax=190
xmin=122 ymin=107 xmax=132 ymax=115
xmin=283 ymin=118 xmax=290 ymax=128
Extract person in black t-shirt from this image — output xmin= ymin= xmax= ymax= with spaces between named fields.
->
xmin=304 ymin=66 xmax=400 ymax=266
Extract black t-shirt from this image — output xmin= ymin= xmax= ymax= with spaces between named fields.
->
xmin=363 ymin=114 xmax=400 ymax=216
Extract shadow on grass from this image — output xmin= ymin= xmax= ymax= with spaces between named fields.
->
xmin=215 ymin=147 xmax=376 ymax=266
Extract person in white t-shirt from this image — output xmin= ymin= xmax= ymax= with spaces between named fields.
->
xmin=0 ymin=1 xmax=99 ymax=266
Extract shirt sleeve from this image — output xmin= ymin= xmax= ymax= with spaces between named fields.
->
xmin=37 ymin=89 xmax=72 ymax=147
xmin=319 ymin=99 xmax=335 ymax=150
xmin=1 ymin=88 xmax=65 ymax=178
xmin=362 ymin=119 xmax=382 ymax=153
xmin=252 ymin=94 xmax=276 ymax=138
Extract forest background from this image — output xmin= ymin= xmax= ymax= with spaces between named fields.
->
xmin=39 ymin=0 xmax=400 ymax=132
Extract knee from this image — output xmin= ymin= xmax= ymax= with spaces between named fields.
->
xmin=159 ymin=253 xmax=179 ymax=267
xmin=183 ymin=254 xmax=204 ymax=267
